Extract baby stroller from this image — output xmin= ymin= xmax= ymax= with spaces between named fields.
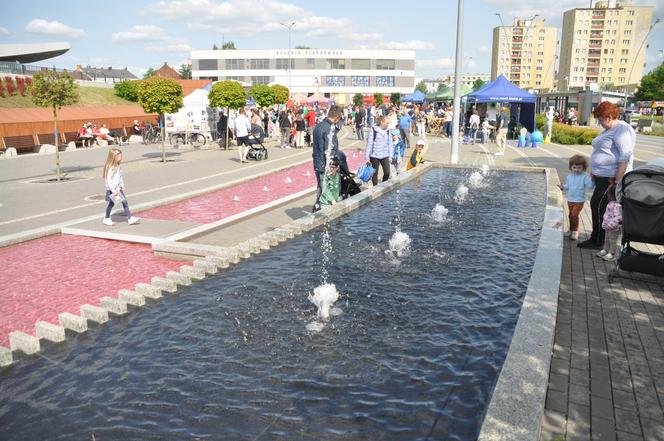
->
xmin=610 ymin=158 xmax=664 ymax=281
xmin=245 ymin=124 xmax=268 ymax=161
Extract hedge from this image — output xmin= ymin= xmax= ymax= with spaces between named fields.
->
xmin=535 ymin=113 xmax=599 ymax=144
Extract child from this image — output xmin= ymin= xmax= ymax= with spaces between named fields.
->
xmin=319 ymin=157 xmax=343 ymax=208
xmin=597 ymin=185 xmax=622 ymax=261
xmin=406 ymin=139 xmax=426 ymax=171
xmin=559 ymin=154 xmax=594 ymax=240
xmin=391 ymin=129 xmax=405 ymax=175
xmin=103 ymin=148 xmax=140 ymax=226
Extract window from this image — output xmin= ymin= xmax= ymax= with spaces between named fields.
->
xmin=626 ymin=20 xmax=633 ymax=26
xmin=326 ymin=58 xmax=345 ymax=69
xmin=376 ymin=76 xmax=395 ymax=87
xmin=276 ymin=58 xmax=294 ymax=69
xmin=250 ymin=59 xmax=269 ymax=69
xmin=620 ymin=58 xmax=628 ymax=64
xmin=624 ymin=30 xmax=631 ymax=36
xmin=306 ymin=58 xmax=315 ymax=69
xmin=351 ymin=59 xmax=370 ymax=69
xmin=376 ymin=59 xmax=395 ymax=70
xmin=199 ymin=59 xmax=218 ymax=70
xmin=621 ymin=49 xmax=629 ymax=55
xmin=225 ymin=59 xmax=244 ymax=70
xmin=325 ymin=76 xmax=345 ymax=87
xmin=622 ymin=39 xmax=630 ymax=45
xmin=628 ymin=10 xmax=635 ymax=16
xmin=619 ymin=68 xmax=626 ymax=73
xmin=351 ymin=76 xmax=370 ymax=87
xmin=250 ymin=76 xmax=270 ymax=85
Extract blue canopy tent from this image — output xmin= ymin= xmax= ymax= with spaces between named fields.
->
xmin=464 ymin=75 xmax=537 ymax=132
xmin=401 ymin=90 xmax=426 ymax=104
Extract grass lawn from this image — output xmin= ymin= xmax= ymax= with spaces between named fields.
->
xmin=0 ymin=87 xmax=134 ymax=108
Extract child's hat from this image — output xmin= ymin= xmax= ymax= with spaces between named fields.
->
xmin=416 ymin=139 xmax=425 ymax=146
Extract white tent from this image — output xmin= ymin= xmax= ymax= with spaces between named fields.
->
xmin=165 ymin=88 xmax=217 ymax=135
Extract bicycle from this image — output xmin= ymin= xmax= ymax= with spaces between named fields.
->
xmin=141 ymin=125 xmax=161 ymax=144
xmin=168 ymin=132 xmax=206 ymax=148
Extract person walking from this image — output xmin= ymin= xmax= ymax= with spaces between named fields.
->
xmin=279 ymin=108 xmax=292 ymax=148
xmin=495 ymin=106 xmax=509 ymax=156
xmin=102 ymin=148 xmax=140 ymax=226
xmin=294 ymin=113 xmax=306 ymax=148
xmin=355 ymin=105 xmax=366 ymax=140
xmin=468 ymin=110 xmax=480 ymax=144
xmin=545 ymin=106 xmax=555 ymax=142
xmin=234 ymin=107 xmax=252 ymax=163
xmin=365 ymin=116 xmax=393 ymax=186
xmin=398 ymin=110 xmax=412 ymax=150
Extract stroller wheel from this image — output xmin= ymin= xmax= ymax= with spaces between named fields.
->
xmin=255 ymin=150 xmax=265 ymax=161
xmin=263 ymin=149 xmax=268 ymax=160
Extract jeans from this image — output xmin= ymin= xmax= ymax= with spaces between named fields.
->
xmin=280 ymin=127 xmax=290 ymax=146
xmin=105 ymin=190 xmax=131 ymax=219
xmin=356 ymin=124 xmax=364 ymax=140
xmin=369 ymin=157 xmax=390 ymax=186
xmin=443 ymin=122 xmax=451 ymax=137
xmin=589 ymin=177 xmax=611 ymax=245
xmin=469 ymin=128 xmax=477 ymax=143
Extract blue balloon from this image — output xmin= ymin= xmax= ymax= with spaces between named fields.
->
xmin=532 ymin=130 xmax=544 ymax=143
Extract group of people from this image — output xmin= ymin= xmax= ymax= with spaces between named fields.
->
xmin=77 ymin=122 xmax=127 ymax=147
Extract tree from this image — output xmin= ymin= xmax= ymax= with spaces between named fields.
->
xmin=472 ymin=78 xmax=486 ymax=91
xmin=634 ymin=62 xmax=664 ymax=101
xmin=374 ymin=93 xmax=384 ymax=106
xmin=29 ymin=71 xmax=79 ymax=181
xmin=114 ymin=80 xmax=141 ymax=102
xmin=209 ymin=80 xmax=247 ymax=150
xmin=353 ymin=93 xmax=364 ymax=107
xmin=270 ymin=84 xmax=289 ymax=104
xmin=179 ymin=64 xmax=192 ymax=80
xmin=415 ymin=81 xmax=427 ymax=94
xmin=390 ymin=93 xmax=401 ymax=105
xmin=212 ymin=43 xmax=219 ymax=50
xmin=221 ymin=41 xmax=236 ymax=50
xmin=143 ymin=67 xmax=157 ymax=79
xmin=138 ymin=77 xmax=184 ymax=162
xmin=249 ymin=84 xmax=275 ymax=107
xmin=437 ymin=83 xmax=447 ymax=92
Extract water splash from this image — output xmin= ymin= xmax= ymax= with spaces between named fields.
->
xmin=480 ymin=164 xmax=490 ymax=176
xmin=262 ymin=186 xmax=270 ymax=192
xmin=454 ymin=184 xmax=469 ymax=203
xmin=232 ymin=195 xmax=240 ymax=202
xmin=308 ymin=283 xmax=340 ymax=320
xmin=468 ymin=171 xmax=484 ymax=188
xmin=285 ymin=176 xmax=292 ymax=184
xmin=386 ymin=229 xmax=411 ymax=258
xmin=431 ymin=204 xmax=449 ymax=222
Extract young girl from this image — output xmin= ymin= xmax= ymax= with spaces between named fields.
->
xmin=597 ymin=185 xmax=622 ymax=261
xmin=103 ymin=148 xmax=140 ymax=226
xmin=559 ymin=154 xmax=594 ymax=240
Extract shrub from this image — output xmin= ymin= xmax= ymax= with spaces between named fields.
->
xmin=535 ymin=113 xmax=546 ymax=131
xmin=0 ymin=79 xmax=5 ymax=98
xmin=24 ymin=77 xmax=33 ymax=88
xmin=4 ymin=76 xmax=16 ymax=96
xmin=550 ymin=123 xmax=600 ymax=145
xmin=114 ymin=80 xmax=141 ymax=102
xmin=15 ymin=76 xmax=26 ymax=96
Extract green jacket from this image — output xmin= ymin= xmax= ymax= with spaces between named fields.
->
xmin=319 ymin=172 xmax=342 ymax=206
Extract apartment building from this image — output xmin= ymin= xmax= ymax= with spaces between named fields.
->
xmin=558 ymin=0 xmax=654 ymax=91
xmin=491 ymin=18 xmax=558 ymax=91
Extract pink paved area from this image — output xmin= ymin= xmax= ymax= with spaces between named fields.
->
xmin=138 ymin=150 xmax=366 ymax=223
xmin=0 ymin=151 xmax=365 ymax=347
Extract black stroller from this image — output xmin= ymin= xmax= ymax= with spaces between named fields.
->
xmin=245 ymin=124 xmax=268 ymax=161
xmin=610 ymin=158 xmax=664 ymax=281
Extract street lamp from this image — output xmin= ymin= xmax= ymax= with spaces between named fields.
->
xmin=450 ymin=0 xmax=465 ymax=164
xmin=280 ymin=21 xmax=296 ymax=98
xmin=625 ymin=17 xmax=660 ymax=107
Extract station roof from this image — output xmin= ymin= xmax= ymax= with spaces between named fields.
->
xmin=0 ymin=42 xmax=70 ymax=64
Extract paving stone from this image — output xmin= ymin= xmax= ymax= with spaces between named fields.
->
xmin=591 ymin=415 xmax=616 ymax=441
xmin=193 ymin=259 xmax=217 ymax=275
xmin=570 ymin=367 xmax=590 ymax=387
xmin=546 ymin=389 xmax=568 ymax=414
xmin=58 ymin=312 xmax=88 ymax=332
xmin=590 ymin=367 xmax=612 ymax=399
xmin=80 ymin=304 xmax=109 ymax=323
xmin=550 ymin=357 xmax=570 ymax=376
xmin=100 ymin=296 xmax=128 ymax=315
xmin=569 ymin=382 xmax=590 ymax=407
xmin=567 ymin=403 xmax=591 ymax=439
xmin=118 ymin=290 xmax=146 ymax=307
xmin=540 ymin=409 xmax=566 ymax=440
xmin=151 ymin=276 xmax=177 ymax=293
xmin=9 ymin=331 xmax=40 ymax=354
xmin=591 ymin=395 xmax=613 ymax=418
xmin=166 ymin=271 xmax=192 ymax=286
xmin=549 ymin=372 xmax=569 ymax=392
xmin=35 ymin=321 xmax=66 ymax=342
xmin=0 ymin=345 xmax=14 ymax=366
xmin=616 ymin=430 xmax=644 ymax=441
xmin=614 ymin=409 xmax=643 ymax=437
xmin=641 ymin=417 xmax=664 ymax=441
xmin=180 ymin=265 xmax=206 ymax=280
xmin=612 ymin=388 xmax=636 ymax=411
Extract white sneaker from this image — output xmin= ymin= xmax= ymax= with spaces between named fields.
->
xmin=570 ymin=231 xmax=579 ymax=240
xmin=596 ymin=249 xmax=608 ymax=257
xmin=601 ymin=253 xmax=615 ymax=261
xmin=103 ymin=218 xmax=114 ymax=226
xmin=128 ymin=216 xmax=141 ymax=225
xmin=494 ymin=152 xmax=505 ymax=156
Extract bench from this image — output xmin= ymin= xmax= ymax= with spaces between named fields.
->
xmin=1 ymin=135 xmax=38 ymax=154
xmin=62 ymin=131 xmax=94 ymax=148
xmin=634 ymin=118 xmax=654 ymax=133
xmin=36 ymin=133 xmax=59 ymax=146
xmin=109 ymin=128 xmax=128 ymax=144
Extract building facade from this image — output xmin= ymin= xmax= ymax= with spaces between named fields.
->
xmin=442 ymin=73 xmax=491 ymax=88
xmin=190 ymin=49 xmax=415 ymax=102
xmin=491 ymin=18 xmax=558 ymax=91
xmin=558 ymin=0 xmax=654 ymax=92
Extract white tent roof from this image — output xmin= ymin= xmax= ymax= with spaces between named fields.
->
xmin=183 ymin=88 xmax=209 ymax=107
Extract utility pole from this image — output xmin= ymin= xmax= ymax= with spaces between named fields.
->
xmin=280 ymin=22 xmax=296 ymax=98
xmin=450 ymin=0 xmax=464 ymax=164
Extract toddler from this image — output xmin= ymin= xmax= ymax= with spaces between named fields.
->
xmin=559 ymin=154 xmax=594 ymax=240
xmin=103 ymin=148 xmax=140 ymax=225
xmin=391 ymin=129 xmax=405 ymax=175
xmin=319 ymin=157 xmax=343 ymax=208
xmin=407 ymin=139 xmax=426 ymax=170
xmin=597 ymin=185 xmax=622 ymax=261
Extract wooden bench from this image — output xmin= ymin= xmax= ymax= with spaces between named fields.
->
xmin=36 ymin=133 xmax=59 ymax=146
xmin=1 ymin=135 xmax=38 ymax=154
xmin=62 ymin=131 xmax=93 ymax=148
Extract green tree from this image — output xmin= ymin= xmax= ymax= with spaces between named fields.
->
xmin=114 ymin=80 xmax=141 ymax=102
xmin=374 ymin=93 xmax=384 ymax=106
xmin=270 ymin=84 xmax=289 ymax=104
xmin=634 ymin=62 xmax=664 ymax=101
xmin=179 ymin=64 xmax=192 ymax=80
xmin=142 ymin=67 xmax=157 ymax=79
xmin=472 ymin=78 xmax=486 ymax=91
xmin=212 ymin=43 xmax=219 ymax=50
xmin=437 ymin=83 xmax=447 ymax=92
xmin=390 ymin=93 xmax=401 ymax=105
xmin=209 ymin=80 xmax=247 ymax=149
xmin=29 ymin=71 xmax=79 ymax=181
xmin=352 ymin=93 xmax=364 ymax=107
xmin=221 ymin=41 xmax=236 ymax=50
xmin=249 ymin=84 xmax=275 ymax=107
xmin=415 ymin=81 xmax=427 ymax=94
xmin=138 ymin=77 xmax=184 ymax=162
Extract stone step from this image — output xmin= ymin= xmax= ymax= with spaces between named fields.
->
xmin=180 ymin=265 xmax=206 ymax=280
xmin=0 ymin=346 xmax=12 ymax=367
xmin=193 ymin=260 xmax=217 ymax=275
xmin=35 ymin=321 xmax=66 ymax=342
xmin=118 ymin=289 xmax=146 ymax=307
xmin=100 ymin=296 xmax=128 ymax=315
xmin=205 ymin=255 xmax=230 ymax=269
xmin=9 ymin=331 xmax=40 ymax=355
xmin=58 ymin=312 xmax=88 ymax=333
xmin=166 ymin=271 xmax=192 ymax=286
xmin=151 ymin=276 xmax=178 ymax=293
xmin=80 ymin=304 xmax=109 ymax=323
xmin=135 ymin=282 xmax=162 ymax=299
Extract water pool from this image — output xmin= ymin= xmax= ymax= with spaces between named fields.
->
xmin=0 ymin=168 xmax=546 ymax=441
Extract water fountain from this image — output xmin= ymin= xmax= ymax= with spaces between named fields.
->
xmin=481 ymin=164 xmax=490 ymax=176
xmin=431 ymin=203 xmax=449 ymax=222
xmin=386 ymin=228 xmax=411 ymax=258
xmin=285 ymin=176 xmax=292 ymax=184
xmin=262 ymin=186 xmax=269 ymax=192
xmin=232 ymin=195 xmax=240 ymax=202
xmin=468 ymin=171 xmax=485 ymax=188
xmin=454 ymin=183 xmax=469 ymax=202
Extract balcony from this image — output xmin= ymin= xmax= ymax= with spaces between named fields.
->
xmin=512 ymin=36 xmax=523 ymax=42
xmin=589 ymin=49 xmax=602 ymax=56
xmin=513 ymin=28 xmax=523 ymax=35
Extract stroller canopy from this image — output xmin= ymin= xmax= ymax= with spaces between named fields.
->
xmin=618 ymin=158 xmax=664 ymax=206
xmin=618 ymin=158 xmax=664 ymax=246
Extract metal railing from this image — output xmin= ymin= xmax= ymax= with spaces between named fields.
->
xmin=0 ymin=61 xmax=69 ymax=76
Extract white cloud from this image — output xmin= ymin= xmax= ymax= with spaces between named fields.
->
xmin=417 ymin=57 xmax=455 ymax=70
xmin=111 ymin=25 xmax=164 ymax=43
xmin=145 ymin=42 xmax=193 ymax=54
xmin=478 ymin=46 xmax=490 ymax=54
xmin=377 ymin=40 xmax=435 ymax=51
xmin=346 ymin=32 xmax=382 ymax=42
xmin=25 ymin=19 xmax=85 ymax=38
xmin=0 ymin=27 xmax=9 ymax=36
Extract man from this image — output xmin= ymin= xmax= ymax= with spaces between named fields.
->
xmin=545 ymin=106 xmax=554 ymax=141
xmin=312 ymin=105 xmax=347 ymax=212
xmin=234 ymin=107 xmax=251 ymax=163
xmin=306 ymin=106 xmax=316 ymax=145
xmin=355 ymin=105 xmax=366 ymax=140
xmin=278 ymin=108 xmax=292 ymax=148
xmin=398 ymin=110 xmax=413 ymax=149
xmin=495 ymin=106 xmax=509 ymax=156
xmin=216 ymin=110 xmax=228 ymax=149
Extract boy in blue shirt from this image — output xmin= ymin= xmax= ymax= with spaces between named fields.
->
xmin=559 ymin=154 xmax=594 ymax=240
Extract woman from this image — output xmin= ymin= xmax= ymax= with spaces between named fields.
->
xmin=578 ymin=101 xmax=635 ymax=249
xmin=294 ymin=113 xmax=306 ymax=148
xmin=364 ymin=115 xmax=393 ymax=186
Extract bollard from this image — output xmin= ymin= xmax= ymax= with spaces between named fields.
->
xmin=35 ymin=321 xmax=66 ymax=342
xmin=9 ymin=331 xmax=40 ymax=354
xmin=59 ymin=312 xmax=88 ymax=332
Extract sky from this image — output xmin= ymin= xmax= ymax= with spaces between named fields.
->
xmin=2 ymin=0 xmax=663 ymax=81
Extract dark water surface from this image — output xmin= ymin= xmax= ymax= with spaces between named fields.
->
xmin=0 ymin=168 xmax=545 ymax=441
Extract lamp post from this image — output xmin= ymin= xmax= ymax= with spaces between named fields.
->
xmin=280 ymin=21 xmax=296 ymax=98
xmin=625 ymin=18 xmax=660 ymax=108
xmin=450 ymin=0 xmax=464 ymax=164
